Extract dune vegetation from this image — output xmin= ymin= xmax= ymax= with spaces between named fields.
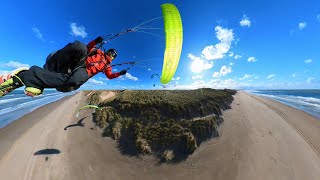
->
xmin=86 ymin=88 xmax=236 ymax=161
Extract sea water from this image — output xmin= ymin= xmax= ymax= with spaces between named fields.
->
xmin=0 ymin=90 xmax=75 ymax=128
xmin=248 ymin=90 xmax=320 ymax=119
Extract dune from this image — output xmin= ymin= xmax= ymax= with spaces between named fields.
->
xmin=0 ymin=91 xmax=320 ymax=180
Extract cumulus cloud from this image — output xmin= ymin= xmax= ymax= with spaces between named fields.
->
xmin=267 ymin=74 xmax=276 ymax=79
xmin=307 ymin=77 xmax=316 ymax=83
xmin=234 ymin=55 xmax=242 ymax=60
xmin=172 ymin=77 xmax=180 ymax=81
xmin=192 ymin=75 xmax=203 ymax=80
xmin=240 ymin=15 xmax=251 ymax=27
xmin=304 ymin=59 xmax=312 ymax=64
xmin=87 ymin=78 xmax=104 ymax=85
xmin=98 ymin=77 xmax=109 ymax=82
xmin=212 ymin=65 xmax=232 ymax=77
xmin=229 ymin=52 xmax=234 ymax=57
xmin=0 ymin=70 xmax=10 ymax=75
xmin=298 ymin=22 xmax=307 ymax=30
xmin=70 ymin=23 xmax=88 ymax=38
xmin=125 ymin=73 xmax=138 ymax=81
xmin=239 ymin=74 xmax=252 ymax=80
xmin=248 ymin=57 xmax=257 ymax=62
xmin=148 ymin=68 xmax=152 ymax=71
xmin=1 ymin=61 xmax=30 ymax=69
xmin=32 ymin=27 xmax=44 ymax=41
xmin=202 ymin=26 xmax=234 ymax=60
xmin=189 ymin=53 xmax=213 ymax=73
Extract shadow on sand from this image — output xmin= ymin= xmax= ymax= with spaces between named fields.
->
xmin=34 ymin=149 xmax=61 ymax=155
xmin=64 ymin=117 xmax=87 ymax=130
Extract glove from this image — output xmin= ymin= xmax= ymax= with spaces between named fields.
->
xmin=94 ymin=36 xmax=104 ymax=44
xmin=120 ymin=70 xmax=127 ymax=75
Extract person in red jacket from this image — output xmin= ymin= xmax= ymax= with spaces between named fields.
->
xmin=0 ymin=36 xmax=127 ymax=97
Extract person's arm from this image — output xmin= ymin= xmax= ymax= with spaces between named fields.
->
xmin=104 ymin=66 xmax=121 ymax=79
xmin=86 ymin=36 xmax=104 ymax=51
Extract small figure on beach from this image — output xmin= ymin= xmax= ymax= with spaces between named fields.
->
xmin=0 ymin=36 xmax=127 ymax=97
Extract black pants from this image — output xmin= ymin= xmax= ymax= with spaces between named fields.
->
xmin=18 ymin=41 xmax=89 ymax=92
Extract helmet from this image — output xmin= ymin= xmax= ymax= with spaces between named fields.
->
xmin=106 ymin=49 xmax=118 ymax=59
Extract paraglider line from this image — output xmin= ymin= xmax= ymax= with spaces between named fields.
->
xmin=135 ymin=31 xmax=163 ymax=39
xmin=132 ymin=16 xmax=162 ymax=30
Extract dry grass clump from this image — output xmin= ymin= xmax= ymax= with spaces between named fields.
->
xmin=86 ymin=91 xmax=102 ymax=105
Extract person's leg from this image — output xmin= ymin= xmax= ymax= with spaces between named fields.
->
xmin=17 ymin=66 xmax=89 ymax=94
xmin=55 ymin=67 xmax=89 ymax=92
xmin=0 ymin=68 xmax=28 ymax=97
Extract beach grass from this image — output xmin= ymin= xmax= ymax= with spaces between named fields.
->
xmin=87 ymin=89 xmax=236 ymax=161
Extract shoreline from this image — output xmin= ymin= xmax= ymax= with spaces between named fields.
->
xmin=0 ymin=93 xmax=78 ymax=160
xmin=1 ymin=90 xmax=320 ymax=179
xmin=246 ymin=90 xmax=320 ymax=119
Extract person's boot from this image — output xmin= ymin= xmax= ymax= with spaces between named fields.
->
xmin=24 ymin=87 xmax=43 ymax=97
xmin=0 ymin=68 xmax=28 ymax=97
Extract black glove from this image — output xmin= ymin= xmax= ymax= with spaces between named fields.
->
xmin=94 ymin=36 xmax=104 ymax=44
xmin=120 ymin=70 xmax=127 ymax=75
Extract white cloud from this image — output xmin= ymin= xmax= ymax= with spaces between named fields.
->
xmin=125 ymin=73 xmax=138 ymax=81
xmin=87 ymin=78 xmax=104 ymax=85
xmin=307 ymin=77 xmax=316 ymax=83
xmin=229 ymin=62 xmax=234 ymax=66
xmin=298 ymin=22 xmax=307 ymax=30
xmin=267 ymin=74 xmax=276 ymax=79
xmin=98 ymin=77 xmax=109 ymax=81
xmin=70 ymin=23 xmax=88 ymax=38
xmin=172 ymin=77 xmax=181 ymax=81
xmin=239 ymin=74 xmax=252 ymax=80
xmin=304 ymin=59 xmax=312 ymax=64
xmin=234 ymin=55 xmax=242 ymax=60
xmin=202 ymin=26 xmax=234 ymax=60
xmin=212 ymin=65 xmax=232 ymax=77
xmin=213 ymin=72 xmax=220 ymax=78
xmin=32 ymin=27 xmax=44 ymax=41
xmin=229 ymin=52 xmax=234 ymax=57
xmin=148 ymin=68 xmax=152 ymax=71
xmin=192 ymin=75 xmax=203 ymax=80
xmin=0 ymin=70 xmax=10 ymax=75
xmin=1 ymin=61 xmax=30 ymax=69
xmin=240 ymin=15 xmax=251 ymax=27
xmin=248 ymin=57 xmax=257 ymax=62
xmin=189 ymin=53 xmax=213 ymax=73
xmin=220 ymin=66 xmax=232 ymax=76
xmin=292 ymin=73 xmax=296 ymax=77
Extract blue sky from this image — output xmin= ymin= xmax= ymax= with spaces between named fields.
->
xmin=0 ymin=0 xmax=319 ymax=90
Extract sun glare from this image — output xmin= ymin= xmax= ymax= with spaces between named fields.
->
xmin=191 ymin=60 xmax=203 ymax=73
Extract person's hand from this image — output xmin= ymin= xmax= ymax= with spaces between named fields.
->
xmin=94 ymin=36 xmax=104 ymax=44
xmin=120 ymin=70 xmax=127 ymax=75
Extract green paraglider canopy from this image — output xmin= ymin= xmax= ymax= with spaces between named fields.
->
xmin=160 ymin=3 xmax=183 ymax=84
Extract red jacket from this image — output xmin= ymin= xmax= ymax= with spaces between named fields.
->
xmin=85 ymin=40 xmax=121 ymax=79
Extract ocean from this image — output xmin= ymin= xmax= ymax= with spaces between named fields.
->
xmin=248 ymin=90 xmax=320 ymax=119
xmin=0 ymin=90 xmax=75 ymax=128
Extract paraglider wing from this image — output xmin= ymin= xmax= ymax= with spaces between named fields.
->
xmin=76 ymin=105 xmax=101 ymax=118
xmin=160 ymin=3 xmax=183 ymax=84
xmin=79 ymin=105 xmax=100 ymax=110
xmin=151 ymin=74 xmax=161 ymax=79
